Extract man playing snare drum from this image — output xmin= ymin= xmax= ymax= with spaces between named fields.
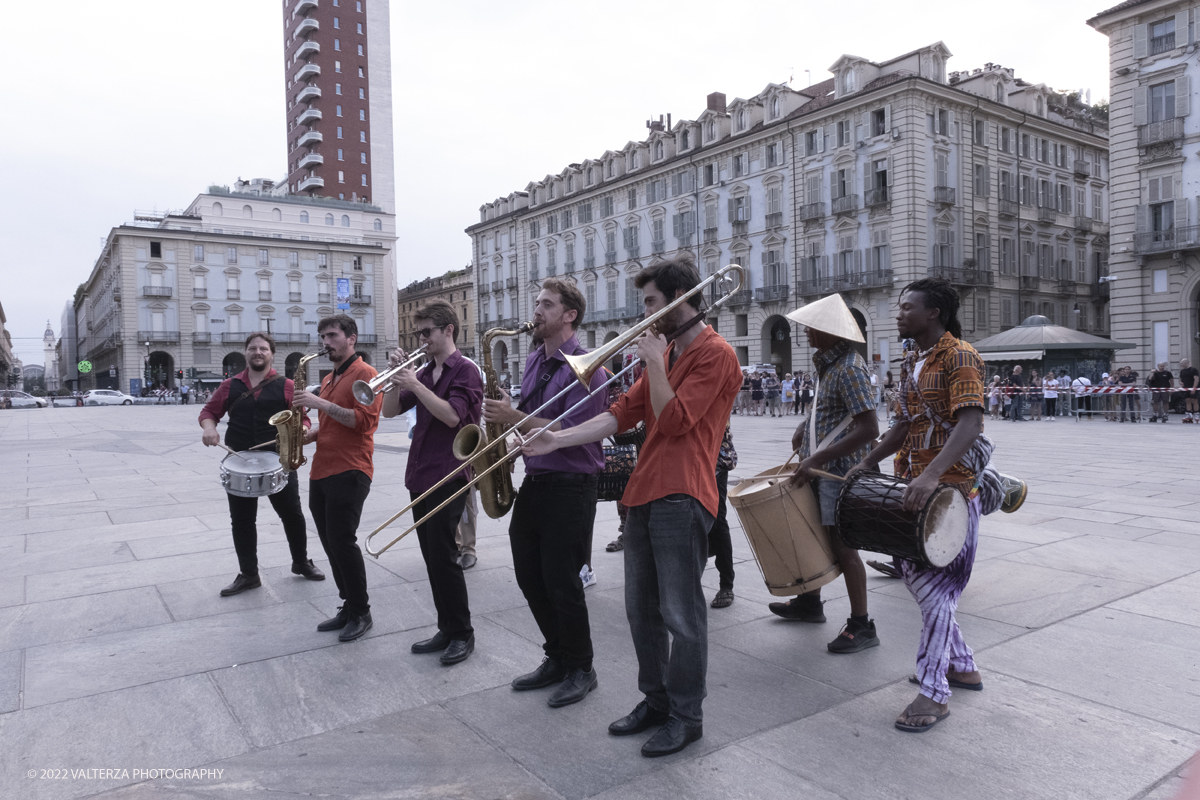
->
xmin=771 ymin=294 xmax=881 ymax=655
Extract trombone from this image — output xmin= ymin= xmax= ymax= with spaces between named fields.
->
xmin=352 ymin=345 xmax=429 ymax=405
xmin=363 ymin=263 xmax=746 ymax=557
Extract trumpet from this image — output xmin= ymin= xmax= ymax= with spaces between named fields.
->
xmin=363 ymin=263 xmax=747 ymax=557
xmin=352 ymin=345 xmax=429 ymax=405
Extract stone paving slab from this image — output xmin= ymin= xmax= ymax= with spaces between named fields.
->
xmin=2 ymin=406 xmax=1199 ymax=799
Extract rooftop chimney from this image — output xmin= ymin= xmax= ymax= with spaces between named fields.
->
xmin=707 ymin=92 xmax=727 ymax=114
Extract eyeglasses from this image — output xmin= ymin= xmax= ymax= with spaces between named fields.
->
xmin=416 ymin=324 xmax=447 ymax=339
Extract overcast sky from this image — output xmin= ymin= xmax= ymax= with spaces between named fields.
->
xmin=0 ymin=0 xmax=1112 ymax=363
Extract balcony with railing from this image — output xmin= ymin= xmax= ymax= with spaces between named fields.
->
xmin=651 ymin=239 xmax=666 ymax=254
xmin=226 ymin=289 xmax=240 ymax=300
xmin=934 ymin=186 xmax=956 ymax=205
xmin=583 ymin=256 xmax=595 ymax=270
xmin=289 ymin=292 xmax=302 ymax=302
xmin=928 ymin=267 xmax=994 ymax=286
xmin=564 ymin=261 xmax=576 ymax=273
xmin=1073 ymin=159 xmax=1092 ymax=178
xmin=293 ymin=63 xmax=320 ymax=83
xmin=1075 ymin=215 xmax=1093 ymax=233
xmin=546 ymin=266 xmax=557 ymax=277
xmin=726 ymin=290 xmax=752 ymax=307
xmin=357 ymin=334 xmax=378 ymax=344
xmin=800 ymin=202 xmax=824 ymax=222
xmin=491 ymin=280 xmax=503 ymax=292
xmin=293 ymin=16 xmax=318 ymax=38
xmin=298 ymin=152 xmax=323 ymax=169
xmin=797 ymin=271 xmax=894 ymax=297
xmin=1093 ymin=280 xmax=1111 ymax=299
xmin=998 ymin=198 xmax=1019 ymax=217
xmin=318 ymin=292 xmax=330 ymax=303
xmin=731 ymin=221 xmax=748 ymax=236
xmin=192 ymin=332 xmax=211 ymax=343
xmin=1057 ymin=279 xmax=1078 ymax=294
xmin=832 ymin=195 xmax=859 ymax=215
xmin=276 ymin=333 xmax=311 ymax=344
xmin=137 ymin=330 xmax=180 ymax=343
xmin=754 ymin=284 xmax=790 ymax=303
xmin=297 ymin=108 xmax=322 ymax=126
xmin=1020 ymin=275 xmax=1041 ymax=291
xmin=298 ymin=131 xmax=323 ymax=147
xmin=297 ymin=85 xmax=321 ymax=104
xmin=506 ymin=277 xmax=517 ymax=289
xmin=605 ymin=251 xmax=617 ymax=265
xmin=142 ymin=285 xmax=172 ymax=298
xmin=258 ymin=290 xmax=272 ymax=301
xmin=765 ymin=212 xmax=784 ymax=228
xmin=192 ymin=288 xmax=207 ymax=299
xmin=703 ymin=227 xmax=719 ymax=243
xmin=294 ymin=40 xmax=320 ymax=61
xmin=349 ymin=295 xmax=371 ymax=305
xmin=865 ymin=187 xmax=889 ymax=207
xmin=298 ymin=176 xmax=324 ymax=191
xmin=1150 ymin=31 xmax=1176 ymax=54
xmin=1037 ymin=205 xmax=1057 ymax=225
xmin=220 ymin=332 xmax=245 ymax=343
xmin=1138 ymin=118 xmax=1184 ymax=147
xmin=1135 ymin=224 xmax=1200 ymax=254
xmin=295 ymin=0 xmax=318 ymax=15
xmin=626 ymin=246 xmax=640 ymax=259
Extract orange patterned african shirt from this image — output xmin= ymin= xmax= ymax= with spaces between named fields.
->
xmin=894 ymin=332 xmax=985 ymax=485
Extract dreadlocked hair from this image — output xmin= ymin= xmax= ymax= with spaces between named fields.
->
xmin=902 ymin=277 xmax=963 ymax=339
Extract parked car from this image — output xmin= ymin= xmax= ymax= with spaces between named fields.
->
xmin=0 ymin=390 xmax=48 ymax=408
xmin=82 ymin=389 xmax=136 ymax=406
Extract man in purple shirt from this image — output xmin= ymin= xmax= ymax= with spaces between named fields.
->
xmin=382 ymin=300 xmax=484 ymax=665
xmin=483 ymin=278 xmax=607 ymax=707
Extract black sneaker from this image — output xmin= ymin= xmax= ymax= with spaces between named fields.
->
xmin=827 ymin=618 xmax=880 ymax=654
xmin=768 ymin=594 xmax=826 ymax=623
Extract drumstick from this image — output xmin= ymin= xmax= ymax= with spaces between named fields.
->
xmin=785 ymin=450 xmax=847 ymax=482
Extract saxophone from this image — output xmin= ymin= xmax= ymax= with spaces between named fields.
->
xmin=452 ymin=321 xmax=534 ymax=518
xmin=269 ymin=347 xmax=329 ymax=472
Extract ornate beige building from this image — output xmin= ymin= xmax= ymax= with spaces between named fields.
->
xmin=397 ymin=267 xmax=477 ymax=358
xmin=467 ymin=43 xmax=1110 ymax=382
xmin=76 ymin=183 xmax=397 ymax=392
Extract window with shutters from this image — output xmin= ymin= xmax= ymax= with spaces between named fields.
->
xmin=1076 ymin=187 xmax=1086 ymax=217
xmin=580 ymin=203 xmax=593 ymax=223
xmin=602 ymin=196 xmax=614 ymax=217
xmin=1021 ymin=175 xmax=1033 ymax=206
xmin=1039 ymin=243 xmax=1054 ymax=278
xmin=729 ymin=195 xmax=751 ymax=223
xmin=837 ymin=120 xmax=851 ymax=147
xmin=973 ymin=164 xmax=989 ymax=197
xmin=1000 ymin=237 xmax=1015 ymax=275
xmin=767 ymin=186 xmax=783 ymax=216
xmin=1076 ymin=247 xmax=1087 ymax=283
xmin=226 ymin=247 xmax=238 ymax=265
xmin=625 ymin=279 xmax=640 ymax=311
xmin=933 ymin=228 xmax=953 ymax=269
xmin=1092 ymin=191 xmax=1103 ymax=222
xmin=976 ymin=297 xmax=988 ymax=330
xmin=627 ymin=188 xmax=637 ymax=210
xmin=1039 ymin=139 xmax=1049 ymax=163
xmin=805 ymin=129 xmax=820 ymax=155
xmin=975 ymin=232 xmax=989 ymax=267
xmin=651 ymin=218 xmax=665 ymax=253
xmin=623 ymin=225 xmax=640 ymax=253
xmin=584 ymin=237 xmax=595 ymax=268
xmin=193 ymin=244 xmax=204 ymax=262
xmin=870 ymin=229 xmax=890 ymax=273
xmin=1001 ymin=297 xmax=1014 ymax=327
xmin=547 ymin=244 xmax=556 ymax=269
xmin=766 ymin=143 xmax=781 ymax=167
xmin=529 ymin=220 xmax=540 ymax=239
xmin=1150 ymin=18 xmax=1176 ymax=54
xmin=1021 ymin=134 xmax=1031 ymax=158
xmin=1039 ymin=179 xmax=1052 ymax=208
xmin=704 ymin=163 xmax=717 ymax=186
xmin=704 ymin=201 xmax=718 ymax=231
xmin=1148 ymin=175 xmax=1175 ymax=232
xmin=529 ymin=249 xmax=538 ymax=273
xmin=605 ymin=230 xmax=617 ymax=263
xmin=937 ymin=109 xmax=949 ymax=136
xmin=547 ymin=215 xmax=558 ymax=234
xmin=763 ymin=250 xmax=783 ymax=286
xmin=807 ymin=173 xmax=821 ymax=204
xmin=672 ymin=210 xmax=696 ymax=242
xmin=1058 ymin=184 xmax=1071 ymax=213
xmin=733 ymin=154 xmax=745 ymax=178
xmin=561 ymin=209 xmax=572 ymax=229
xmin=872 ymin=108 xmax=886 ymax=137
xmin=974 ymin=120 xmax=986 ymax=145
xmin=1057 ymin=244 xmax=1069 ymax=279
xmin=833 ymin=168 xmax=850 ymax=200
xmin=1001 ymin=127 xmax=1012 ymax=153
xmin=1021 ymin=241 xmax=1035 ymax=275
xmin=585 ymin=283 xmax=595 ymax=311
xmin=999 ymin=170 xmax=1013 ymax=200
xmin=935 ymin=153 xmax=949 ymax=189
xmin=1150 ymin=81 xmax=1176 ymax=122
xmin=564 ymin=242 xmax=575 ymax=271
xmin=606 ymin=279 xmax=617 ymax=310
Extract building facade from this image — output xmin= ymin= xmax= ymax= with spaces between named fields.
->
xmin=282 ymin=0 xmax=395 ymax=212
xmin=467 ymin=43 xmax=1110 ymax=382
xmin=75 ymin=186 xmax=397 ymax=393
xmin=0 ymin=301 xmax=15 ymax=388
xmin=42 ymin=321 xmax=59 ymax=391
xmin=1090 ymin=0 xmax=1200 ymax=371
xmin=397 ymin=267 xmax=477 ymax=358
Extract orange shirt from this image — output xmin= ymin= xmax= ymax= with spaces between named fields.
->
xmin=310 ymin=356 xmax=382 ymax=481
xmin=609 ymin=326 xmax=742 ymax=517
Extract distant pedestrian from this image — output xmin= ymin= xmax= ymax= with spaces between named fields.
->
xmin=1042 ymin=372 xmax=1058 ymax=420
xmin=1072 ymin=374 xmax=1094 ymax=419
xmin=1148 ymin=362 xmax=1173 ymax=422
xmin=1100 ymin=372 xmax=1117 ymax=421
xmin=1117 ymin=366 xmax=1140 ymax=422
xmin=1007 ymin=365 xmax=1026 ymax=420
xmin=989 ymin=376 xmax=1003 ymax=420
xmin=782 ymin=373 xmax=796 ymax=415
xmin=1181 ymin=359 xmax=1200 ymax=423
xmin=750 ymin=372 xmax=764 ymax=416
xmin=1029 ymin=369 xmax=1043 ymax=420
xmin=180 ymin=383 xmax=190 ymax=405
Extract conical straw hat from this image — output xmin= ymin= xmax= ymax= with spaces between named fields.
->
xmin=785 ymin=293 xmax=865 ymax=343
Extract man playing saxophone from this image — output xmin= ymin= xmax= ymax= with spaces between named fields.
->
xmin=382 ymin=301 xmax=484 ymax=665
xmin=199 ymin=332 xmax=325 ymax=598
xmin=482 ymin=279 xmax=608 ymax=708
xmin=293 ymin=315 xmax=381 ymax=643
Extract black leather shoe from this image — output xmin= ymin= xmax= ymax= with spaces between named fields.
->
xmin=317 ymin=605 xmax=351 ymax=632
xmin=511 ymin=657 xmax=567 ymax=691
xmin=768 ymin=595 xmax=826 ymax=623
xmin=548 ymin=667 xmax=597 ymax=708
xmin=411 ymin=630 xmax=451 ymax=654
xmin=338 ymin=612 xmax=372 ymax=642
xmin=219 ymin=573 xmax=261 ymax=597
xmin=440 ymin=635 xmax=474 ymax=665
xmin=608 ymin=700 xmax=670 ymax=736
xmin=641 ymin=717 xmax=703 ymax=758
xmin=459 ymin=553 xmax=477 ymax=570
xmin=291 ymin=559 xmax=326 ymax=581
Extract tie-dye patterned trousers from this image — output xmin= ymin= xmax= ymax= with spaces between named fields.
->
xmin=899 ymin=494 xmax=981 ymax=704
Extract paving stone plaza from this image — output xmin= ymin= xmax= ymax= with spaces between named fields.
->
xmin=2 ymin=404 xmax=1198 ymax=799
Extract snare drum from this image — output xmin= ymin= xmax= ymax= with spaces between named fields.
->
xmin=835 ymin=472 xmax=968 ymax=570
xmin=729 ymin=465 xmax=841 ymax=596
xmin=220 ymin=451 xmax=288 ymax=498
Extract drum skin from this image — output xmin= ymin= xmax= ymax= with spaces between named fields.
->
xmin=835 ymin=472 xmax=968 ymax=569
xmin=220 ymin=451 xmax=288 ymax=498
xmin=728 ymin=465 xmax=842 ymax=596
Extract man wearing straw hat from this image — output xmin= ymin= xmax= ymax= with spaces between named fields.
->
xmin=768 ymin=293 xmax=881 ymax=654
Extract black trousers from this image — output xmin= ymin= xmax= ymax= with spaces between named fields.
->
xmin=413 ymin=478 xmax=473 ymax=640
xmin=310 ymin=470 xmax=372 ymax=616
xmin=227 ymin=470 xmax=309 ymax=576
xmin=707 ymin=468 xmax=735 ymax=591
xmin=509 ymin=473 xmax=598 ymax=671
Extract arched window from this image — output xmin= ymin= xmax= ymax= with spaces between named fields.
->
xmin=586 ymin=168 xmax=594 ymax=185
xmin=212 ymin=202 xmax=223 ymax=216
xmin=531 ymin=188 xmax=538 ymax=204
xmin=568 ymin=174 xmax=574 ymax=191
xmin=373 ymin=218 xmax=382 ymax=231
xmin=341 ymin=215 xmax=350 ymax=227
xmin=736 ymin=110 xmax=745 ymax=131
xmin=325 ymin=213 xmax=334 ymax=226
xmin=300 ymin=211 xmax=309 ymax=223
xmin=995 ymin=83 xmax=1004 ymax=103
xmin=681 ymin=130 xmax=690 ymax=150
xmin=771 ymin=97 xmax=780 ymax=118
xmin=1036 ymin=96 xmax=1044 ymax=116
xmin=272 ymin=207 xmax=282 ymax=221
xmin=706 ymin=120 xmax=715 ymax=140
xmin=242 ymin=205 xmax=253 ymax=219
xmin=606 ymin=161 xmax=614 ymax=178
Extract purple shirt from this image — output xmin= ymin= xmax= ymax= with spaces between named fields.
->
xmin=520 ymin=334 xmax=606 ymax=475
xmin=396 ymin=349 xmax=484 ymax=494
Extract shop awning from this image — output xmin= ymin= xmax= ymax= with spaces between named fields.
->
xmin=977 ymin=350 xmax=1045 ymax=361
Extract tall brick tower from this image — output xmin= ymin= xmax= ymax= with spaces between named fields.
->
xmin=282 ymin=0 xmax=395 ymax=213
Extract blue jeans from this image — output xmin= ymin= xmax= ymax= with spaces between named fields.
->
xmin=624 ymin=494 xmax=715 ymax=724
xmin=1011 ymin=394 xmax=1025 ymax=420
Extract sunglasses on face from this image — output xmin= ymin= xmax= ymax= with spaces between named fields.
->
xmin=416 ymin=325 xmax=447 ymax=339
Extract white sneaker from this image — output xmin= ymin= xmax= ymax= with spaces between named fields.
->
xmin=580 ymin=566 xmax=597 ymax=589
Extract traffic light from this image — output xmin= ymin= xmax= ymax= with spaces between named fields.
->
xmin=144 ymin=366 xmax=151 ymax=382
xmin=177 ymin=370 xmax=183 ymax=380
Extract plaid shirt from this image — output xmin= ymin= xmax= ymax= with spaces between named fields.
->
xmin=895 ymin=332 xmax=985 ymax=484
xmin=799 ymin=341 xmax=876 ymax=476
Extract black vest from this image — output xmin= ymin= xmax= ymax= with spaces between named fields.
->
xmin=224 ymin=377 xmax=288 ymax=452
